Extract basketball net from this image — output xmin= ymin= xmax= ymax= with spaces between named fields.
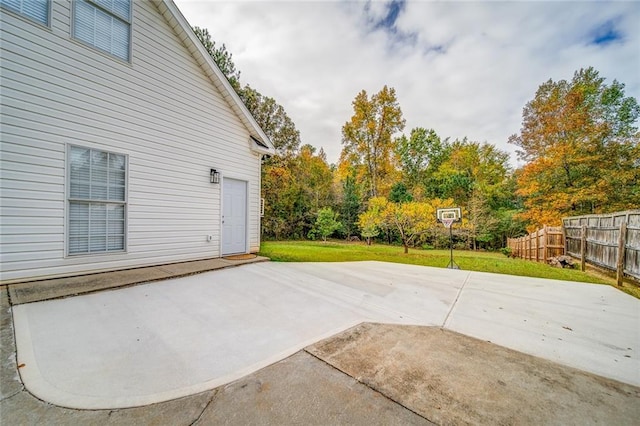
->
xmin=442 ymin=218 xmax=455 ymax=228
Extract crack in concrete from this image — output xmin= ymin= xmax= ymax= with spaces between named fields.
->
xmin=2 ymin=286 xmax=27 ymax=403
xmin=189 ymin=389 xmax=219 ymax=426
xmin=0 ymin=389 xmax=23 ymax=403
xmin=303 ymin=349 xmax=436 ymax=425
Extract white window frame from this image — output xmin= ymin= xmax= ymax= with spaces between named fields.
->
xmin=0 ymin=0 xmax=51 ymax=26
xmin=72 ymin=0 xmax=132 ymax=62
xmin=66 ymin=145 xmax=128 ymax=256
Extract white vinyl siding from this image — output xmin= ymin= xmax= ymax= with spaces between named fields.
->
xmin=73 ymin=0 xmax=131 ymax=61
xmin=0 ymin=0 xmax=49 ymax=25
xmin=68 ymin=146 xmax=126 ymax=255
xmin=0 ymin=0 xmax=263 ymax=283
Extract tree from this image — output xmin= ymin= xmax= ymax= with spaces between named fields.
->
xmin=261 ymin=146 xmax=335 ymax=240
xmin=340 ymin=174 xmax=361 ymax=239
xmin=467 ymin=187 xmax=499 ymax=250
xmin=358 ymin=197 xmax=447 ymax=253
xmin=296 ymin=145 xmax=335 ymax=212
xmin=358 ymin=211 xmax=380 ymax=245
xmin=261 ymin=156 xmax=299 ymax=239
xmin=395 ymin=127 xmax=447 ymax=192
xmin=495 ymin=207 xmax=528 ymax=246
xmin=192 ymin=27 xmax=241 ymax=92
xmin=431 ymin=139 xmax=510 ymax=205
xmin=427 ymin=139 xmax=513 ymax=248
xmin=340 ymin=86 xmax=405 ymax=198
xmin=309 ymin=207 xmax=341 ymax=242
xmin=509 ymin=67 xmax=640 ymax=227
xmin=389 ymin=182 xmax=413 ymax=203
xmin=384 ymin=201 xmax=435 ymax=254
xmin=357 ymin=197 xmax=388 ymax=245
xmin=240 ymin=85 xmax=301 ymax=155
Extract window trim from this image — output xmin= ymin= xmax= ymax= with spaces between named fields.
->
xmin=0 ymin=0 xmax=52 ymax=27
xmin=65 ymin=144 xmax=129 ymax=257
xmin=71 ymin=0 xmax=133 ymax=63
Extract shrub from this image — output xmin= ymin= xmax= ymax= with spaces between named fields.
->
xmin=308 ymin=207 xmax=342 ymax=242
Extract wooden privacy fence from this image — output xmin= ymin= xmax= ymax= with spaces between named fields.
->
xmin=507 ymin=226 xmax=565 ymax=262
xmin=563 ymin=210 xmax=640 ymax=285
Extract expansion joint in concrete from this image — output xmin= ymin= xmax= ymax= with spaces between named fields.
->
xmin=3 ymin=286 xmax=13 ymax=307
xmin=442 ymin=271 xmax=472 ymax=328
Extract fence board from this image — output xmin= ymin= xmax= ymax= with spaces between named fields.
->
xmin=562 ymin=210 xmax=640 ymax=282
xmin=507 ymin=226 xmax=564 ymax=262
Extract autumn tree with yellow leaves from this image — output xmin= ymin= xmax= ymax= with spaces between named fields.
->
xmin=509 ymin=67 xmax=640 ymax=228
xmin=340 ymin=86 xmax=405 ymax=199
xmin=358 ymin=197 xmax=456 ymax=253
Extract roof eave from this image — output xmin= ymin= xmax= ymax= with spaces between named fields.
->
xmin=251 ymin=144 xmax=274 ymax=156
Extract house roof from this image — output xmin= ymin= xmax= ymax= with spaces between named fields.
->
xmin=156 ymin=0 xmax=276 ymax=156
xmin=250 ymin=135 xmax=270 ymax=149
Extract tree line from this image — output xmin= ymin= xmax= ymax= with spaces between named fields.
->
xmin=195 ymin=27 xmax=639 ymax=251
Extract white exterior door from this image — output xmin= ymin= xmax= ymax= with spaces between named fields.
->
xmin=222 ymin=178 xmax=247 ymax=255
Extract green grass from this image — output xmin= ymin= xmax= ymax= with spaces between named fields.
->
xmin=259 ymin=240 xmax=625 ymax=287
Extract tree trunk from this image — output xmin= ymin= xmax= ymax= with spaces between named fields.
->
xmin=403 ymin=243 xmax=408 ymax=254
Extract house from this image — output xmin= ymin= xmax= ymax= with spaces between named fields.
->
xmin=0 ymin=0 xmax=275 ymax=284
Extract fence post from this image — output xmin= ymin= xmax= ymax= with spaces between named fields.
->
xmin=580 ymin=225 xmax=586 ymax=272
xmin=543 ymin=225 xmax=548 ymax=262
xmin=617 ymin=221 xmax=627 ymax=286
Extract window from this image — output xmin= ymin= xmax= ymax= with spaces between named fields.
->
xmin=73 ymin=0 xmax=131 ymax=61
xmin=68 ymin=146 xmax=126 ymax=255
xmin=0 ymin=0 xmax=49 ymax=25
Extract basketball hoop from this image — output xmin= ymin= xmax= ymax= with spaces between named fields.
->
xmin=436 ymin=207 xmax=462 ymax=270
xmin=442 ymin=218 xmax=455 ymax=229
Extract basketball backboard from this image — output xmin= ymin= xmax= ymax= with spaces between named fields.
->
xmin=436 ymin=207 xmax=462 ymax=223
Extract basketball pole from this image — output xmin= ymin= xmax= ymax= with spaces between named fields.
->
xmin=447 ymin=222 xmax=460 ymax=270
xmin=437 ymin=207 xmax=462 ymax=270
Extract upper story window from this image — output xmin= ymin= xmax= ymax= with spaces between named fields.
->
xmin=73 ymin=0 xmax=131 ymax=61
xmin=0 ymin=0 xmax=50 ymax=25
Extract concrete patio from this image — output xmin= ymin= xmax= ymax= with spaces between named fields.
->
xmin=2 ymin=260 xmax=639 ymax=424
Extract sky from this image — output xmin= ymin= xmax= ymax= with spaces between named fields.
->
xmin=173 ymin=0 xmax=640 ymax=167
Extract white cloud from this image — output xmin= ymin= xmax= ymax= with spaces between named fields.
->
xmin=174 ymin=0 xmax=640 ymax=167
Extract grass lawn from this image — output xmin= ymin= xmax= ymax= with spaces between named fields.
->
xmin=259 ymin=240 xmax=640 ymax=299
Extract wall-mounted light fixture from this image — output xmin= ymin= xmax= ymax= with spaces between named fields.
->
xmin=210 ymin=168 xmax=220 ymax=184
